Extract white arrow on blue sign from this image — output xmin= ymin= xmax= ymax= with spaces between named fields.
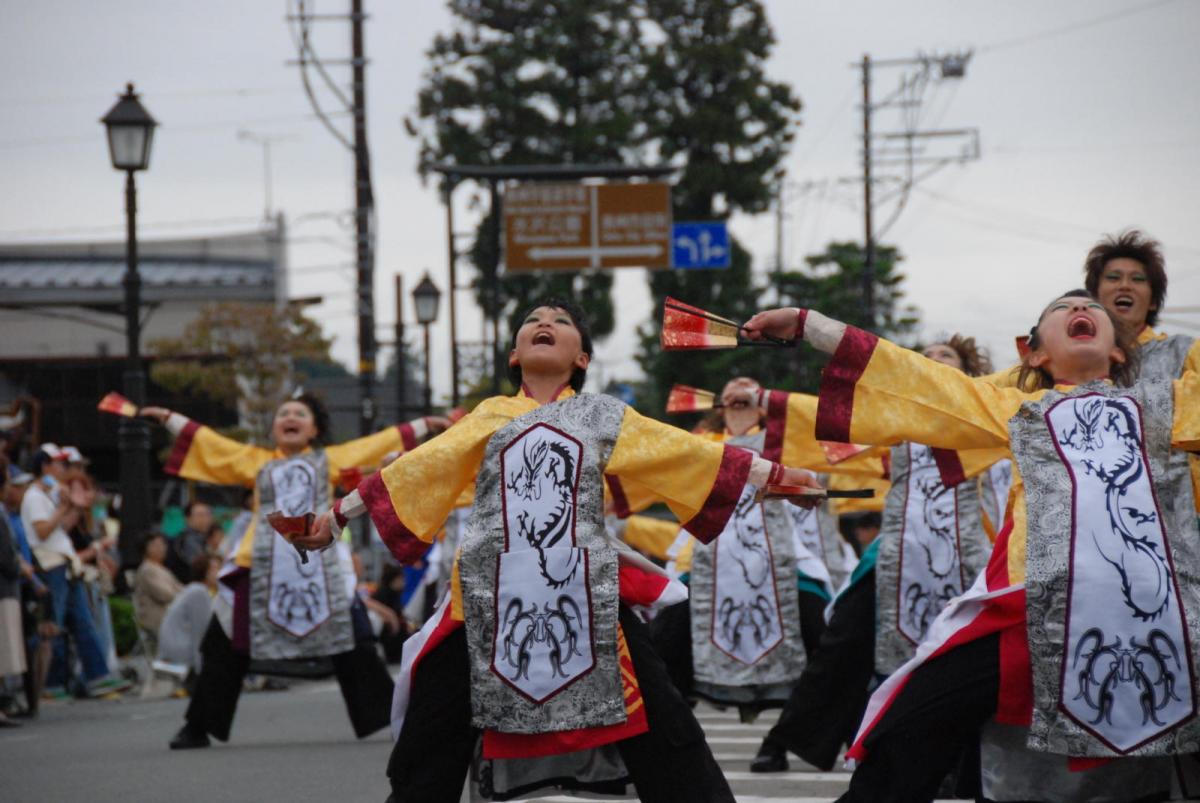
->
xmin=671 ymin=221 xmax=730 ymax=269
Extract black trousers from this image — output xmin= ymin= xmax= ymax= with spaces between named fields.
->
xmin=836 ymin=631 xmax=999 ymax=803
xmin=185 ymin=616 xmax=394 ymax=741
xmin=649 ymin=589 xmax=831 ymax=700
xmin=387 ymin=605 xmax=735 ymax=803
xmin=765 ymin=569 xmax=877 ymax=770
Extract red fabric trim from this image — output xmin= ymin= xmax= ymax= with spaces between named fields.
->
xmin=846 ymin=589 xmax=1025 ymax=762
xmin=1068 ymin=756 xmax=1113 ymax=772
xmin=761 ymin=390 xmax=789 ymax=462
xmin=815 ymin=326 xmax=879 ymax=442
xmin=332 ymin=498 xmax=348 ymax=531
xmin=682 ymin=445 xmax=754 ymax=544
xmin=617 ymin=564 xmax=670 ymax=607
xmin=985 ymin=517 xmax=1015 ymax=592
xmin=931 ymin=448 xmax=967 ymax=488
xmin=881 ymin=450 xmax=891 ymax=480
xmin=605 ymin=474 xmax=632 ymax=519
xmin=483 ymin=623 xmax=648 ymax=759
xmin=164 ymin=420 xmax=200 ymax=476
xmin=795 ymin=308 xmax=808 ymax=342
xmin=221 ymin=567 xmax=251 ymax=654
xmin=996 ymin=602 xmax=1033 ymax=725
xmin=359 ymin=471 xmax=430 ymax=564
xmin=397 ymin=422 xmax=417 ymax=453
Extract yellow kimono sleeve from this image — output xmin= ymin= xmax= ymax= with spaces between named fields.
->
xmin=620 ymin=515 xmax=682 ymax=562
xmin=1173 ymin=372 xmax=1200 ymax=452
xmin=357 ymin=397 xmax=524 ymax=563
xmin=164 ymin=422 xmax=274 ymax=487
xmin=761 ymin=391 xmax=834 ymax=469
xmin=324 ymin=420 xmax=425 ymax=475
xmin=605 ymin=407 xmax=755 ymax=543
xmin=816 ymin=330 xmax=1036 ymax=451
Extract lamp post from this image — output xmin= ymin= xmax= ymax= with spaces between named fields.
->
xmin=101 ymin=83 xmax=157 ymax=569
xmin=412 ymin=273 xmax=441 ymax=415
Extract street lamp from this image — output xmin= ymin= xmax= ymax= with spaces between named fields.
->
xmin=412 ymin=273 xmax=441 ymax=415
xmin=101 ymin=83 xmax=157 ymax=569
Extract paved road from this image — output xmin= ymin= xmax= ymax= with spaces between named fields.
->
xmin=2 ymin=680 xmax=910 ymax=801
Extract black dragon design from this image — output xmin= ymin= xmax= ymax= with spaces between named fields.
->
xmin=506 ymin=436 xmax=580 ymax=588
xmin=717 ymin=594 xmax=776 ymax=656
xmin=729 ymin=491 xmax=771 ymax=588
xmin=1058 ymin=398 xmax=1172 ymax=621
xmin=1072 ymin=626 xmax=1182 ymax=726
xmin=498 ymin=595 xmax=584 ymax=682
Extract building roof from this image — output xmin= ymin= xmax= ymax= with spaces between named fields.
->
xmin=0 ymin=256 xmax=275 ymax=305
xmin=0 ymin=223 xmax=285 ymax=307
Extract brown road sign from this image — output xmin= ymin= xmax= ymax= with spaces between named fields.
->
xmin=504 ymin=182 xmax=671 ymax=271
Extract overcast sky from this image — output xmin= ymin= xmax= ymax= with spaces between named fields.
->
xmin=3 ymin=0 xmax=1198 ymax=402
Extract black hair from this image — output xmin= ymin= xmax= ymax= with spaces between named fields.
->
xmin=141 ymin=530 xmax=167 ymax=559
xmin=1017 ymin=289 xmax=1140 ymax=389
xmin=189 ymin=552 xmax=216 ymax=583
xmin=283 ymin=393 xmax=332 ymax=446
xmin=1084 ymin=229 xmax=1167 ymax=327
xmin=507 ymin=298 xmax=594 ymax=393
xmin=31 ymin=450 xmax=62 ymax=476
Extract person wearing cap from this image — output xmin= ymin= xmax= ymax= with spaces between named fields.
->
xmin=19 ymin=444 xmax=127 ymax=698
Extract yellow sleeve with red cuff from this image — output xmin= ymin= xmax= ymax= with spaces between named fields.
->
xmin=324 ymin=418 xmax=430 ymax=475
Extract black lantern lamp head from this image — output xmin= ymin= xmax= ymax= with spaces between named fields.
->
xmin=412 ymin=273 xmax=442 ymax=325
xmin=101 ymin=83 xmax=158 ymax=171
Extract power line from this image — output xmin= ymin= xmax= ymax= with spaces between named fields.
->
xmin=980 ymin=0 xmax=1185 ymax=53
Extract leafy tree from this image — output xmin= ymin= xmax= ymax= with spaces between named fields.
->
xmin=632 ymin=0 xmax=801 ymax=414
xmin=412 ymin=0 xmax=646 ymax=343
xmin=149 ymin=302 xmax=334 ymax=442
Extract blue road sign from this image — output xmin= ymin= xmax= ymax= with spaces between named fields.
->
xmin=672 ymin=221 xmax=730 ymax=270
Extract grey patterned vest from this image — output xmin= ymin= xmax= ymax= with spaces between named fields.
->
xmin=875 ymin=443 xmax=990 ymax=675
xmin=250 ymin=450 xmax=354 ymax=660
xmin=459 ymin=394 xmax=627 ymax=733
xmin=1139 ymin=333 xmax=1193 ymax=379
xmin=688 ymin=430 xmax=806 ymax=703
xmin=1011 ymin=378 xmax=1200 ymax=757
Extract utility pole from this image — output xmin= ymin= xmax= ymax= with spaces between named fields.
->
xmin=394 ymin=274 xmax=406 ymax=421
xmin=853 ymin=49 xmax=976 ymax=330
xmin=351 ymin=0 xmax=376 ymax=435
xmin=861 ymin=54 xmax=875 ymax=326
xmin=287 ymin=0 xmax=377 ymax=434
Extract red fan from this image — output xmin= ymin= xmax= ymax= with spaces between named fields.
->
xmin=665 ymin=384 xmax=719 ymax=414
xmin=660 ymin=297 xmax=790 ymax=351
xmin=1015 ymin=335 xmax=1032 ymax=359
xmin=97 ymin=392 xmax=138 ymax=418
xmin=819 ymin=441 xmax=872 ymax=465
xmin=266 ymin=511 xmax=314 ymax=564
xmin=337 ymin=467 xmax=365 ymax=494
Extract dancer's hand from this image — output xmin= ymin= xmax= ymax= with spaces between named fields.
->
xmin=779 ymin=467 xmax=823 ymax=509
xmin=139 ymin=406 xmax=171 ymax=425
xmin=294 ymin=511 xmax=336 ymax=550
xmin=743 ymin=308 xmax=803 ymax=343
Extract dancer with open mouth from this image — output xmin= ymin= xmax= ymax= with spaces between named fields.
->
xmin=140 ymin=394 xmax=447 ymax=750
xmin=297 ymin=298 xmax=821 ymax=803
xmin=743 ymin=291 xmax=1200 ymax=802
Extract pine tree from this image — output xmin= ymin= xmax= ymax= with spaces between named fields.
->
xmin=413 ymin=0 xmax=646 ymax=343
xmin=632 ymin=0 xmax=801 ymax=414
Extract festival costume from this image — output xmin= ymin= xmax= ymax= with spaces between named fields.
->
xmin=163 ymin=414 xmax=428 ymax=741
xmin=780 ymin=311 xmax=1200 ymax=801
xmin=873 ymin=442 xmax=999 ymax=674
xmin=337 ymin=386 xmax=776 ymax=802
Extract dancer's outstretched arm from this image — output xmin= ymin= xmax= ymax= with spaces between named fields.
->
xmin=743 ymin=308 xmax=1035 ymax=452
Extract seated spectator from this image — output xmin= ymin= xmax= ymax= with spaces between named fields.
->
xmin=133 ymin=532 xmax=182 ymax=648
xmin=166 ymin=502 xmax=212 ymax=584
xmin=204 ymin=523 xmax=226 ymax=559
xmin=157 ymin=553 xmax=219 ymax=678
xmin=21 ymin=444 xmax=127 ymax=698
